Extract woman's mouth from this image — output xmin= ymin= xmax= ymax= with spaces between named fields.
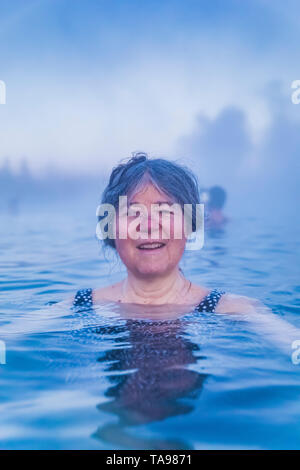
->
xmin=137 ymin=242 xmax=166 ymax=251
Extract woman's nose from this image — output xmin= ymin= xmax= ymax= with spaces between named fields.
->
xmin=140 ymin=214 xmax=160 ymax=234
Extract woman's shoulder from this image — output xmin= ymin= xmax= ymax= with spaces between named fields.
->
xmin=214 ymin=293 xmax=264 ymax=314
xmin=190 ymin=282 xmax=264 ymax=314
xmin=71 ymin=283 xmax=122 ymax=307
xmin=92 ymin=281 xmax=123 ymax=303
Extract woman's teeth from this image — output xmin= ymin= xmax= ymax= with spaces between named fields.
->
xmin=138 ymin=242 xmax=165 ymax=250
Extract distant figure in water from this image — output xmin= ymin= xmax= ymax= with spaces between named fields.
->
xmin=201 ymin=185 xmax=228 ymax=231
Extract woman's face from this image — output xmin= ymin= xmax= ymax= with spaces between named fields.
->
xmin=115 ymin=183 xmax=187 ymax=277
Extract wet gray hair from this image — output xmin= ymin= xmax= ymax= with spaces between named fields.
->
xmin=100 ymin=152 xmax=200 ymax=249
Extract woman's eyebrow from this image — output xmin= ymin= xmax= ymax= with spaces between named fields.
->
xmin=128 ymin=200 xmax=174 ymax=205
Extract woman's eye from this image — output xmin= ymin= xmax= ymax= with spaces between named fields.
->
xmin=160 ymin=207 xmax=178 ymax=216
xmin=158 ymin=205 xmax=172 ymax=213
xmin=128 ymin=205 xmax=144 ymax=215
xmin=160 ymin=209 xmax=172 ymax=214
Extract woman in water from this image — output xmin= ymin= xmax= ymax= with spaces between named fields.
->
xmin=71 ymin=152 xmax=300 ymax=355
xmin=74 ymin=152 xmax=259 ymax=315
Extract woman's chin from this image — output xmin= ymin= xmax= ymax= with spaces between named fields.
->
xmin=135 ymin=264 xmax=169 ymax=277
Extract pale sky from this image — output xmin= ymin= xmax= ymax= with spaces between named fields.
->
xmin=0 ymin=0 xmax=299 ymax=183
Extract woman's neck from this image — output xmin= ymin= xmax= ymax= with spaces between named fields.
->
xmin=122 ymin=269 xmax=188 ymax=305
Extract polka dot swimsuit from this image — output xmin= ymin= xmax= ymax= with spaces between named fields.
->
xmin=73 ymin=287 xmax=93 ymax=308
xmin=73 ymin=287 xmax=224 ymax=313
xmin=195 ymin=288 xmax=225 ymax=312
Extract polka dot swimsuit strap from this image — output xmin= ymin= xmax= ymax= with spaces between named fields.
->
xmin=72 ymin=287 xmax=224 ymax=312
xmin=73 ymin=288 xmax=93 ymax=308
xmin=196 ymin=288 xmax=225 ymax=313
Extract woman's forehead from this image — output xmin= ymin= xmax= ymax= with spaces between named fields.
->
xmin=128 ymin=183 xmax=174 ymax=204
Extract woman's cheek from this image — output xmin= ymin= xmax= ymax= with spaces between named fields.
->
xmin=165 ymin=213 xmax=185 ymax=240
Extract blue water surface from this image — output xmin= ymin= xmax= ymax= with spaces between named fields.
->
xmin=0 ymin=206 xmax=299 ymax=450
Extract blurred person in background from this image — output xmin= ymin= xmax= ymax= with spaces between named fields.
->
xmin=201 ymin=186 xmax=228 ymax=231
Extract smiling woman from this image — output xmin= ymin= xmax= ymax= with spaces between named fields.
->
xmin=71 ymin=152 xmax=257 ymax=313
xmin=89 ymin=151 xmax=221 ymax=309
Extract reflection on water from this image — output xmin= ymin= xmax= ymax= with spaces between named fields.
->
xmin=81 ymin=311 xmax=207 ymax=449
